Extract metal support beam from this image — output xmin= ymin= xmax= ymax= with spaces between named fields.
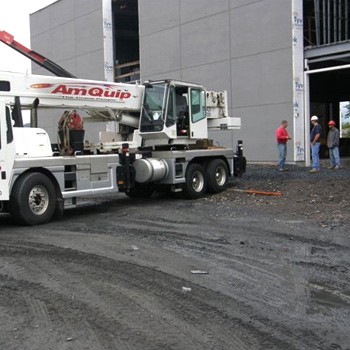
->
xmin=304 ymin=71 xmax=311 ymax=167
xmin=315 ymin=0 xmax=321 ymax=46
xmin=323 ymin=0 xmax=327 ymax=44
xmin=306 ymin=62 xmax=350 ymax=74
xmin=339 ymin=0 xmax=342 ymax=42
xmin=327 ymin=0 xmax=331 ymax=44
xmin=346 ymin=0 xmax=349 ymax=40
xmin=308 ymin=52 xmax=350 ymax=64
xmin=305 ymin=40 xmax=350 ymax=59
xmin=334 ymin=0 xmax=338 ymax=42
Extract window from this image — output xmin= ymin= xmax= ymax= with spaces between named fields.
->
xmin=0 ymin=80 xmax=10 ymax=91
xmin=140 ymin=83 xmax=167 ymax=132
xmin=166 ymin=86 xmax=176 ymax=127
xmin=6 ymin=107 xmax=13 ymax=144
xmin=191 ymin=89 xmax=206 ymax=123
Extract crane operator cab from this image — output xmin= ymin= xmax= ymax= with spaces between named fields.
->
xmin=139 ymin=80 xmax=208 ymax=148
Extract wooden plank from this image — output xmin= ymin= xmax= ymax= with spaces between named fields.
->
xmin=115 ymin=71 xmax=140 ymax=80
xmin=115 ymin=60 xmax=140 ymax=69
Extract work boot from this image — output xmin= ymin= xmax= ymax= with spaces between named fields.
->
xmin=309 ymin=168 xmax=319 ymax=173
xmin=334 ymin=166 xmax=340 ymax=170
xmin=328 ymin=165 xmax=335 ymax=169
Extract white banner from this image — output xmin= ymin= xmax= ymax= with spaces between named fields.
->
xmin=102 ymin=0 xmax=114 ymax=82
xmin=292 ymin=0 xmax=305 ymax=161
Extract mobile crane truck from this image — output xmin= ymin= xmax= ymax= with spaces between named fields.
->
xmin=0 ymin=30 xmax=245 ymax=225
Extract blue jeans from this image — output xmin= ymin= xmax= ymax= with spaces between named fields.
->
xmin=329 ymin=147 xmax=341 ymax=167
xmin=277 ymin=143 xmax=287 ymax=169
xmin=311 ymin=142 xmax=320 ymax=170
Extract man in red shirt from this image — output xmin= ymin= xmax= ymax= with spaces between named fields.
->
xmin=276 ymin=120 xmax=291 ymax=171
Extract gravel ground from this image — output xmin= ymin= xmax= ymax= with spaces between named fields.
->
xmin=223 ymin=163 xmax=350 ymax=223
xmin=0 ymin=164 xmax=349 ymax=350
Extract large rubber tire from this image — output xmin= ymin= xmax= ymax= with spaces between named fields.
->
xmin=206 ymin=159 xmax=229 ymax=193
xmin=9 ymin=172 xmax=57 ymax=226
xmin=126 ymin=182 xmax=155 ymax=198
xmin=183 ymin=163 xmax=207 ymax=199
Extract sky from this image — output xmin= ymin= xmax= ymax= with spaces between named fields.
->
xmin=0 ymin=0 xmax=57 ymax=74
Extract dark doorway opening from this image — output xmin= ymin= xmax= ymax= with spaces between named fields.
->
xmin=112 ymin=0 xmax=140 ymax=82
xmin=309 ymin=68 xmax=350 ymax=157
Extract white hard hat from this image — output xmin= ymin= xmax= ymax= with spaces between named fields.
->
xmin=310 ymin=115 xmax=318 ymax=121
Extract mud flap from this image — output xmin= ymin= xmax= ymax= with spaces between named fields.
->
xmin=116 ymin=165 xmax=135 ymax=192
xmin=54 ymin=197 xmax=64 ymax=219
xmin=234 ymin=156 xmax=246 ymax=177
xmin=234 ymin=140 xmax=246 ymax=176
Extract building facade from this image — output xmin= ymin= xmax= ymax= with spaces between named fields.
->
xmin=31 ymin=0 xmax=108 ymax=80
xmin=30 ymin=0 xmax=350 ymax=162
xmin=138 ymin=0 xmax=305 ymax=163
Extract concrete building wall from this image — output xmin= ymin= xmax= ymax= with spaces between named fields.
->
xmin=29 ymin=0 xmax=296 ymax=161
xmin=30 ymin=0 xmax=105 ymax=142
xmin=139 ymin=0 xmax=294 ymax=162
xmin=30 ymin=0 xmax=105 ymax=80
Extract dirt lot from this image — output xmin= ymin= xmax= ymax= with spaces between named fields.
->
xmin=1 ymin=164 xmax=350 ymax=350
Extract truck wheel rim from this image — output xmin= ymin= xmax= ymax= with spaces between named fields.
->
xmin=215 ymin=166 xmax=227 ymax=186
xmin=29 ymin=185 xmax=49 ymax=215
xmin=192 ymin=171 xmax=204 ymax=192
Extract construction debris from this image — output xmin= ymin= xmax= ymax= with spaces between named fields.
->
xmin=190 ymin=270 xmax=208 ymax=275
xmin=230 ymin=189 xmax=282 ymax=196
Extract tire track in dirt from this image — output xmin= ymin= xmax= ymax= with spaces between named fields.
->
xmin=29 ymin=204 xmax=350 ymax=350
xmin=0 ymin=240 xmax=310 ymax=350
xmin=2 ymin=173 xmax=350 ymax=350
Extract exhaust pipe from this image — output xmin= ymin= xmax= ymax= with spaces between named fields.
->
xmin=30 ymin=98 xmax=39 ymax=127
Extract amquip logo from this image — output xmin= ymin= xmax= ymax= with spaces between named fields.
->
xmin=30 ymin=83 xmax=132 ymax=100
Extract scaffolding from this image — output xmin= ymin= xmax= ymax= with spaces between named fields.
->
xmin=304 ymin=0 xmax=350 ymax=47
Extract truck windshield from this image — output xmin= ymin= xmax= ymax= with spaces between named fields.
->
xmin=140 ymin=83 xmax=167 ymax=132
